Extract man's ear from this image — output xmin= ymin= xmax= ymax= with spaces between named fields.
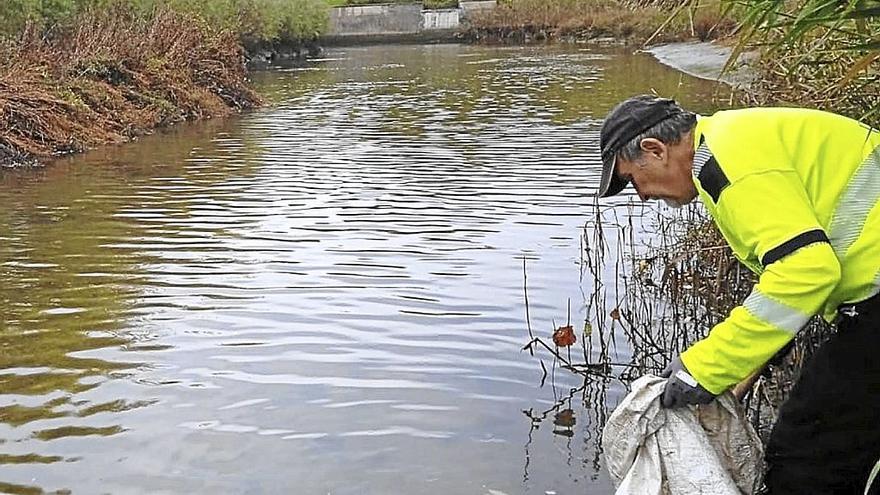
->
xmin=639 ymin=138 xmax=666 ymax=161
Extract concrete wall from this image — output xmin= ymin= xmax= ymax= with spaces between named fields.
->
xmin=325 ymin=1 xmax=498 ymax=40
xmin=421 ymin=8 xmax=460 ymax=31
xmin=329 ymin=4 xmax=423 ymax=36
xmin=460 ymin=0 xmax=497 ymax=20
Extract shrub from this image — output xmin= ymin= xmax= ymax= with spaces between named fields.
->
xmin=0 ymin=0 xmax=330 ymax=43
xmin=0 ymin=7 xmax=261 ymax=164
xmin=730 ymin=0 xmax=880 ymax=126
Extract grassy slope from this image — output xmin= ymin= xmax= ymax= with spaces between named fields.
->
xmin=1 ymin=0 xmax=330 ymax=42
xmin=0 ymin=8 xmax=262 ymax=166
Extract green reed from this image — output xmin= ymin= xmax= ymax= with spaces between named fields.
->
xmin=727 ymin=0 xmax=879 ymax=126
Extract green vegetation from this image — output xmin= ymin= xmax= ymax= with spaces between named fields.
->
xmin=0 ymin=0 xmax=330 ymax=43
xmin=0 ymin=0 xmax=332 ymax=166
xmin=729 ymin=0 xmax=879 ymax=126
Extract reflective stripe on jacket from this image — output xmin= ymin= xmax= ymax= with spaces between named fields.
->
xmin=681 ymin=108 xmax=880 ymax=394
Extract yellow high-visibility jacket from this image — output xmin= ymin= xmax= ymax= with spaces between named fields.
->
xmin=682 ymin=108 xmax=880 ymax=394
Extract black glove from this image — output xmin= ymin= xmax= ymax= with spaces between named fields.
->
xmin=660 ymin=356 xmax=716 ymax=408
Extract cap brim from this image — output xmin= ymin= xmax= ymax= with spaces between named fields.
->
xmin=596 ymin=155 xmax=629 ymax=198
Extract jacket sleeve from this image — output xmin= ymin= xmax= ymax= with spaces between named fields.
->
xmin=682 ymin=170 xmax=841 ymax=395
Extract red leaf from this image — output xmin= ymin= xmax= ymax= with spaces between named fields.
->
xmin=552 ymin=325 xmax=576 ymax=347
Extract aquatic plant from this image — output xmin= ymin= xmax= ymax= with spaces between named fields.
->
xmin=604 ymin=205 xmax=835 ymax=436
xmin=522 ymin=200 xmax=834 ymax=441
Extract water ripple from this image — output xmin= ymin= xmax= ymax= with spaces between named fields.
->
xmin=0 ymin=43 xmax=728 ymax=494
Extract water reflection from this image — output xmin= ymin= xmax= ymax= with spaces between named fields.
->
xmin=0 ymin=43 xmax=729 ymax=494
xmin=521 ymin=374 xmax=613 ymax=481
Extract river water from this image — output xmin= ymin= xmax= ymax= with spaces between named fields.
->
xmin=0 ymin=44 xmax=728 ymax=494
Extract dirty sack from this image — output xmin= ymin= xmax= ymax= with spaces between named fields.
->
xmin=603 ymin=375 xmax=763 ymax=495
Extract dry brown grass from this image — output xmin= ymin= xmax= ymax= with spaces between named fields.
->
xmin=462 ymin=0 xmax=736 ymax=44
xmin=0 ymin=7 xmax=261 ymax=166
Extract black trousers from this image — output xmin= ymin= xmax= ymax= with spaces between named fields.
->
xmin=764 ymin=297 xmax=880 ymax=494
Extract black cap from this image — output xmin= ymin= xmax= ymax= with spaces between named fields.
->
xmin=597 ymin=95 xmax=682 ymax=197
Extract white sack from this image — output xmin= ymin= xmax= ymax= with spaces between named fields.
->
xmin=603 ymin=375 xmax=764 ymax=495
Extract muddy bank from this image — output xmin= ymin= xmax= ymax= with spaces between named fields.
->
xmin=245 ymin=39 xmax=325 ymax=66
xmin=646 ymin=41 xmax=757 ymax=89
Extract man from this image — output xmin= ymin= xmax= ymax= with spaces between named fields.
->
xmin=596 ymin=95 xmax=880 ymax=494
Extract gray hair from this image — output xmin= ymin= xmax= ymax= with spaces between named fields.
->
xmin=616 ymin=100 xmax=697 ymax=163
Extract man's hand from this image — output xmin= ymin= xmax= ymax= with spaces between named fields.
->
xmin=660 ymin=356 xmax=716 ymax=408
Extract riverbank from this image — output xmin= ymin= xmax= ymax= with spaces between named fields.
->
xmin=458 ymin=1 xmax=762 ymax=95
xmin=646 ymin=41 xmax=757 ymax=89
xmin=0 ymin=0 xmax=335 ymax=168
xmin=461 ymin=0 xmax=736 ymax=46
xmin=0 ymin=8 xmax=262 ymax=168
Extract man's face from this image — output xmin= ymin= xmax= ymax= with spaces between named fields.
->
xmin=614 ymin=134 xmax=697 ymax=206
